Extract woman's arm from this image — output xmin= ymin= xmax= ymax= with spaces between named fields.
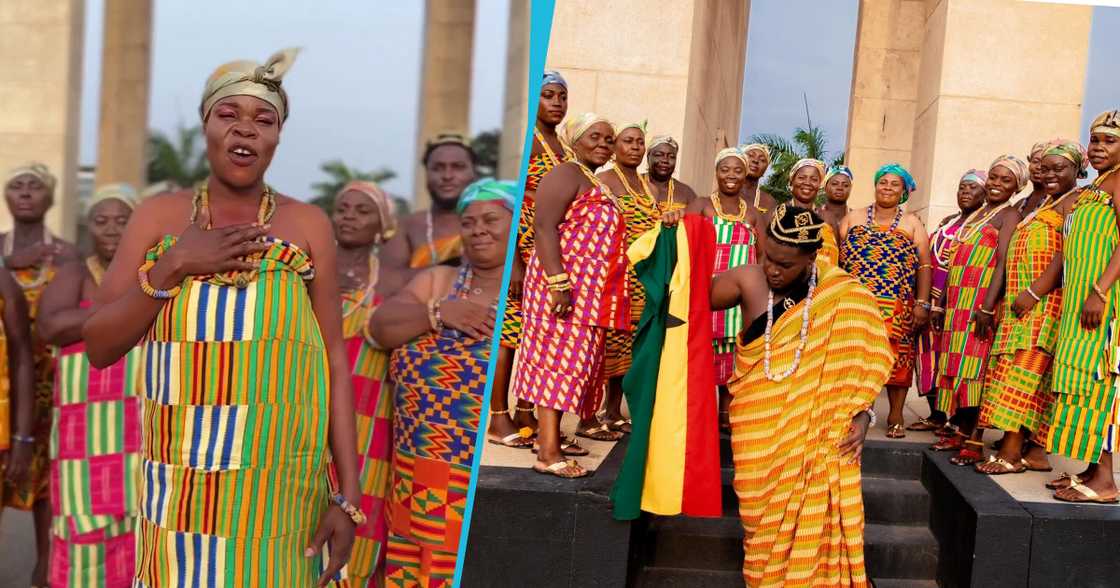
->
xmin=710 ymin=269 xmax=743 ymax=311
xmin=533 ymin=163 xmax=581 ymax=277
xmin=38 ymin=261 xmax=89 ymax=347
xmin=976 ymin=209 xmax=1022 ymax=335
xmin=368 ymin=270 xmax=440 ymax=348
xmin=0 ymin=269 xmax=35 ymax=482
xmin=1081 ymin=183 xmax=1120 ymax=330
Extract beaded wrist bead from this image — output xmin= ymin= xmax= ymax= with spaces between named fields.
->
xmin=1092 ymin=283 xmax=1108 ymax=302
xmin=545 ymin=272 xmax=570 ymax=285
xmin=138 ymin=260 xmax=182 ymax=299
xmin=426 ymin=299 xmax=443 ymax=331
xmin=11 ymin=433 xmax=34 ymax=444
xmin=330 ymin=493 xmax=367 ymax=526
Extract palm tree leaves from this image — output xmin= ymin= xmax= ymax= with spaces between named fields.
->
xmin=749 ymin=125 xmax=845 ymax=203
xmin=146 ymin=124 xmax=211 ymax=188
xmin=309 ymin=160 xmax=403 ymax=214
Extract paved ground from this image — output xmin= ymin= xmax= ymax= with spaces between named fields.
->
xmin=1 ymin=509 xmax=36 ymax=586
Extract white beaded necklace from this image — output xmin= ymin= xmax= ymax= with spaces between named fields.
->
xmin=763 ymin=264 xmax=818 ymax=382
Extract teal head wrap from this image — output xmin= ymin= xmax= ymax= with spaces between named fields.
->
xmin=874 ymin=163 xmax=917 ymax=203
xmin=457 ymin=179 xmax=517 ymax=215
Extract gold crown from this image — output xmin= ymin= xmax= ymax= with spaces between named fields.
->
xmin=769 ymin=203 xmax=824 ymax=245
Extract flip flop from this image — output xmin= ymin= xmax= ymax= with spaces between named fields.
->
xmin=931 ymin=435 xmax=964 ymax=451
xmin=532 ymin=459 xmax=589 ymax=479
xmin=487 ymin=431 xmax=533 ymax=449
xmin=906 ymin=418 xmax=944 ymax=432
xmin=886 ymin=424 xmax=906 ymax=439
xmin=575 ymin=424 xmax=624 ymax=442
xmin=1053 ymin=482 xmax=1120 ymax=504
xmin=531 ymin=439 xmax=589 ymax=457
xmin=605 ymin=418 xmax=632 ymax=434
xmin=1046 ymin=472 xmax=1083 ymax=490
xmin=974 ymin=455 xmax=1027 ymax=475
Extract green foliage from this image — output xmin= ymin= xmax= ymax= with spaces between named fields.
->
xmin=309 ymin=160 xmax=398 ymax=213
xmin=146 ymin=124 xmax=210 ymax=188
xmin=749 ymin=125 xmax=845 ymax=203
xmin=471 ymin=129 xmax=501 ymax=177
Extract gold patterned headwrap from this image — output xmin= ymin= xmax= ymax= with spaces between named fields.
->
xmin=648 ymin=135 xmax=678 ymax=152
xmin=4 ymin=162 xmax=56 ymax=194
xmin=787 ymin=158 xmax=827 ymax=189
xmin=715 ymin=146 xmax=747 ymax=168
xmin=336 ymin=180 xmax=397 ymax=243
xmin=200 ymin=48 xmax=300 ymax=123
xmin=768 ymin=203 xmax=824 ymax=248
xmin=1091 ymin=110 xmax=1120 ymax=139
xmin=740 ymin=143 xmax=772 ymax=165
xmin=89 ymin=183 xmax=138 ymax=212
xmin=1030 ymin=139 xmax=1062 ymax=158
xmin=989 ymin=154 xmax=1030 ymax=192
xmin=560 ymin=112 xmax=613 ymax=150
xmin=616 ymin=120 xmax=648 ymax=137
xmin=1042 ymin=140 xmax=1089 ymax=179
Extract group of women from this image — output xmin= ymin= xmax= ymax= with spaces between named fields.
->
xmin=0 ymin=48 xmax=512 ymax=588
xmin=497 ymin=68 xmax=1120 ymax=506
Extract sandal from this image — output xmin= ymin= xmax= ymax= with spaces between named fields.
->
xmin=974 ymin=455 xmax=1027 ymax=475
xmin=1053 ymin=481 xmax=1120 ymax=504
xmin=532 ymin=438 xmax=589 ymax=457
xmin=606 ymin=418 xmax=632 ymax=434
xmin=532 ymin=459 xmax=589 ymax=479
xmin=907 ymin=418 xmax=944 ymax=432
xmin=487 ymin=429 xmax=533 ymax=449
xmin=886 ymin=423 xmax=906 ymax=439
xmin=575 ymin=424 xmax=624 ymax=442
xmin=1045 ymin=472 xmax=1083 ymax=490
xmin=931 ymin=434 xmax=964 ymax=452
xmin=949 ymin=441 xmax=984 ymax=466
xmin=934 ymin=423 xmax=960 ymax=438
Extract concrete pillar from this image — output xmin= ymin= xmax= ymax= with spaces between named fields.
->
xmin=95 ymin=0 xmax=152 ymax=190
xmin=0 ymin=0 xmax=84 ymax=239
xmin=547 ymin=0 xmax=749 ymax=191
xmin=907 ymin=0 xmax=1091 ymax=225
xmin=498 ymin=0 xmax=529 ymax=181
xmin=844 ymin=0 xmax=926 ymax=209
xmin=413 ymin=0 xmax=476 ymax=207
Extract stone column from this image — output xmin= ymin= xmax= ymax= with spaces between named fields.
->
xmin=907 ymin=0 xmax=1091 ymax=224
xmin=547 ymin=0 xmax=749 ymax=191
xmin=413 ymin=0 xmax=476 ymax=208
xmin=0 ymin=0 xmax=84 ymax=238
xmin=844 ymin=0 xmax=925 ymax=209
xmin=498 ymin=0 xmax=529 ymax=181
xmin=95 ymin=0 xmax=152 ymax=191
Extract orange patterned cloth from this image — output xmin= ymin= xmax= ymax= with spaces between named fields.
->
xmin=730 ymin=262 xmax=891 ymax=587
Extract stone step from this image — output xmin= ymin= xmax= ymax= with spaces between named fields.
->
xmin=872 ymin=579 xmax=938 ymax=588
xmin=862 ymin=475 xmax=930 ymax=525
xmin=635 ymin=567 xmax=744 ymax=587
xmin=861 ymin=441 xmax=925 ymax=480
xmin=864 ymin=523 xmax=939 ymax=580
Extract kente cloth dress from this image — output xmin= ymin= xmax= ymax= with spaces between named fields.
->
xmin=711 ymin=210 xmax=757 ymax=386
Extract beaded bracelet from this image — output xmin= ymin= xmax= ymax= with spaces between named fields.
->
xmin=547 ymin=280 xmax=572 ymax=293
xmin=330 ymin=493 xmax=367 ymax=526
xmin=1025 ymin=286 xmax=1041 ymax=302
xmin=138 ymin=260 xmax=182 ymax=299
xmin=1092 ymin=283 xmax=1108 ymax=302
xmin=545 ymin=272 xmax=570 ymax=285
xmin=977 ymin=307 xmax=996 ymax=316
xmin=426 ymin=299 xmax=443 ymax=331
xmin=11 ymin=433 xmax=34 ymax=444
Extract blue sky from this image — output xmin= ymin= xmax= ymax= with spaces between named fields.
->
xmin=78 ymin=0 xmax=510 ymax=198
xmin=77 ymin=0 xmax=1118 ymax=199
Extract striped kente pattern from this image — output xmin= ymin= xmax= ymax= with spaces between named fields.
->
xmin=49 ymin=326 xmax=143 ymax=587
xmin=341 ymin=289 xmax=393 ymax=587
xmin=504 ymin=151 xmax=569 ymax=349
xmin=605 ymin=176 xmax=661 ymax=378
xmin=134 ymin=236 xmax=331 ymax=587
xmin=385 ymin=266 xmax=487 ymax=587
xmin=711 ymin=215 xmax=756 ymax=386
xmin=936 ymin=225 xmax=999 ymax=413
xmin=917 ymin=217 xmax=965 ymax=395
xmin=979 ymin=208 xmax=1063 ymax=433
xmin=841 ymin=224 xmax=918 ymax=388
xmin=1 ymin=264 xmax=57 ymax=510
xmin=1048 ymin=186 xmax=1120 ymax=461
xmin=819 ymin=223 xmax=839 ymax=266
xmin=730 ymin=262 xmax=892 ymax=588
xmin=512 ymin=185 xmax=628 ymax=418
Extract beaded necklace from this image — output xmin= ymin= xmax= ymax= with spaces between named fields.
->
xmin=341 ymin=252 xmax=380 ymax=320
xmin=534 ymin=127 xmax=564 ymax=167
xmin=763 ymin=264 xmax=818 ymax=382
xmin=865 ymin=203 xmax=903 ymax=232
xmin=612 ymin=167 xmax=657 ymax=212
xmin=1017 ymin=186 xmax=1077 ymax=229
xmin=86 ymin=256 xmax=106 ymax=287
xmin=3 ymin=227 xmax=55 ymax=290
xmin=710 ymin=193 xmax=749 ymax=223
xmin=645 ymin=174 xmax=676 ymax=211
xmin=190 ymin=182 xmax=276 ymax=288
xmin=573 ymin=161 xmax=621 ymax=209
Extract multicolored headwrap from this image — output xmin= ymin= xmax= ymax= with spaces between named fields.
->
xmin=788 ymin=158 xmax=827 ymax=189
xmin=1091 ymin=110 xmax=1120 ymax=139
xmin=740 ymin=143 xmax=772 ymax=165
xmin=457 ymin=178 xmax=517 ymax=215
xmin=4 ymin=162 xmax=57 ymax=194
xmin=561 ymin=112 xmax=613 ymax=150
xmin=874 ymin=163 xmax=917 ymax=203
xmin=337 ymin=180 xmax=398 ymax=243
xmin=542 ymin=70 xmax=567 ymax=89
xmin=200 ymin=48 xmax=299 ymax=123
xmin=647 ymin=135 xmax=678 ymax=152
xmin=714 ymin=146 xmax=747 ymax=168
xmin=960 ymin=169 xmax=988 ymax=187
xmin=1042 ymin=140 xmax=1089 ymax=179
xmin=89 ymin=183 xmax=138 ymax=212
xmin=823 ymin=165 xmax=853 ymax=186
xmin=767 ymin=203 xmax=824 ymax=250
xmin=989 ymin=154 xmax=1030 ymax=192
xmin=1030 ymin=138 xmax=1063 ymax=159
xmin=617 ymin=120 xmax=648 ymax=137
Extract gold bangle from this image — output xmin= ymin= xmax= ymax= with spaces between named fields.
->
xmin=137 ymin=260 xmax=181 ymax=299
xmin=918 ymin=264 xmax=932 ymax=270
xmin=977 ymin=307 xmax=996 ymax=316
xmin=545 ymin=272 xmax=570 ymax=285
xmin=1092 ymin=283 xmax=1108 ymax=302
xmin=547 ymin=281 xmax=572 ymax=293
xmin=1025 ymin=286 xmax=1041 ymax=302
xmin=427 ymin=299 xmax=443 ymax=331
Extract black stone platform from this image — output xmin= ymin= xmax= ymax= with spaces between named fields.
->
xmin=462 ymin=436 xmax=1120 ymax=588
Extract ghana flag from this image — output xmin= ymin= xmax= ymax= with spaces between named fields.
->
xmin=611 ymin=214 xmax=721 ymax=520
